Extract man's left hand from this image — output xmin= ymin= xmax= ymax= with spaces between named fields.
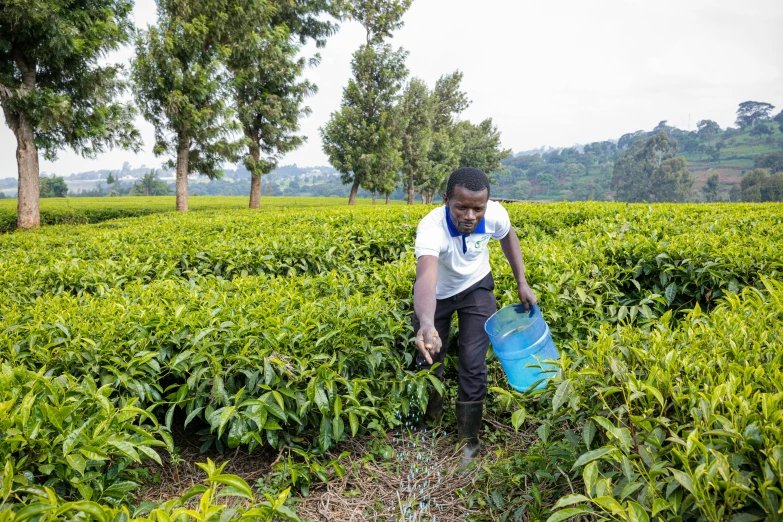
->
xmin=517 ymin=283 xmax=538 ymax=311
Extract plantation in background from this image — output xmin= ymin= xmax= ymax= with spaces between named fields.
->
xmin=1 ymin=200 xmax=782 ymax=521
xmin=0 ymin=196 xmax=404 ymax=233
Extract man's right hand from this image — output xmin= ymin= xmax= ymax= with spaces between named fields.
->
xmin=415 ymin=325 xmax=442 ymax=365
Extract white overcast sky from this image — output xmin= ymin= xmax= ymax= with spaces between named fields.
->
xmin=2 ymin=0 xmax=782 ymax=177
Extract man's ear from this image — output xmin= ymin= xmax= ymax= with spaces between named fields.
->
xmin=443 ymin=195 xmax=448 ymax=205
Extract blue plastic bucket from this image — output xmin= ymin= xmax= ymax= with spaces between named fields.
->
xmin=485 ymin=304 xmax=559 ymax=392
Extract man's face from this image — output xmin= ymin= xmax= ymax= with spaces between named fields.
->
xmin=444 ymin=184 xmax=489 ymax=234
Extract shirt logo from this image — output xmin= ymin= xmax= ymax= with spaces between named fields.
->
xmin=474 ymin=235 xmax=490 ymax=249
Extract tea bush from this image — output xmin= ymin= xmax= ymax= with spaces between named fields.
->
xmin=0 ymin=365 xmax=170 ymax=506
xmin=1 ymin=199 xmax=782 ymax=520
xmin=519 ymin=278 xmax=783 ymax=522
xmin=0 ymin=196 xmax=402 ymax=233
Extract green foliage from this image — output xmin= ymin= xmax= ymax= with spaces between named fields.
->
xmin=131 ymin=170 xmax=170 ymax=197
xmin=2 ymin=200 xmax=783 ymax=521
xmin=346 ymin=0 xmax=414 ymax=44
xmin=701 ymin=172 xmax=720 ymax=202
xmin=0 ymin=0 xmax=140 ymax=159
xmin=131 ymin=1 xmax=242 ymax=181
xmin=454 ymin=119 xmax=511 ymax=178
xmin=754 ymin=152 xmax=783 ymax=174
xmin=39 ymin=177 xmax=69 ymax=198
xmin=399 ymin=77 xmax=433 ymax=202
xmin=0 ymin=364 xmax=171 ymax=505
xmin=229 ymin=23 xmax=315 ymax=181
xmin=696 ymin=120 xmax=721 ymax=145
xmin=749 ymin=122 xmax=774 ymax=137
xmin=321 ymin=42 xmax=408 ymax=202
xmin=320 ymin=0 xmax=413 ymax=203
xmin=415 ymin=71 xmax=474 ymax=203
xmin=542 ymin=279 xmax=783 ymax=522
xmin=612 ymin=132 xmax=693 ymax=202
xmin=739 ymin=168 xmax=783 ymax=202
xmin=1 ymin=457 xmax=300 ymax=520
xmin=0 ymin=196 xmax=396 ymax=233
xmin=735 ymin=100 xmax=775 ymax=129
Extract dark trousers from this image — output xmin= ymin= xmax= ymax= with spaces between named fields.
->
xmin=412 ymin=272 xmax=498 ymax=402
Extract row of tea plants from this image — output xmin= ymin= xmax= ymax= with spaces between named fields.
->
xmin=1 ymin=200 xmax=782 ymax=520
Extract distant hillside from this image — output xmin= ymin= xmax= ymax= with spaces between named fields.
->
xmin=493 ymin=116 xmax=783 ymax=202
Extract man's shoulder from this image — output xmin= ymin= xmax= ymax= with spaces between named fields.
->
xmin=485 ymin=200 xmax=509 ymax=221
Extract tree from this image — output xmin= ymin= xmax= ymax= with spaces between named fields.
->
xmin=229 ymin=0 xmax=340 ymax=210
xmin=106 ymin=172 xmax=117 ymax=186
xmin=739 ymin=168 xmax=783 ymax=202
xmin=749 ymin=123 xmax=774 ymax=137
xmin=715 ymin=141 xmax=726 ymax=159
xmin=537 ymin=173 xmax=558 ymax=189
xmin=611 ymin=132 xmax=693 ymax=202
xmin=455 ymin=119 xmax=511 ymax=178
xmin=132 ymin=0 xmax=244 ymax=212
xmin=417 ymin=71 xmax=470 ymax=204
xmin=740 ymin=169 xmax=766 ymax=202
xmin=701 ymin=172 xmax=720 ymax=202
xmin=509 ymin=179 xmax=532 ymax=200
xmin=399 ymin=78 xmax=432 ymax=204
xmin=774 ymin=110 xmax=783 ymax=133
xmin=1 ymin=0 xmax=140 ymax=228
xmin=39 ymin=176 xmax=69 ymax=198
xmin=755 ymin=152 xmax=783 ymax=174
xmin=618 ymin=130 xmax=646 ymax=149
xmin=735 ymin=101 xmax=775 ymax=129
xmin=764 ymin=173 xmax=783 ymax=201
xmin=134 ymin=169 xmax=169 ymax=196
xmin=230 ymin=26 xmax=316 ymax=209
xmin=705 ymin=145 xmax=720 ymax=162
xmin=321 ymin=0 xmax=411 ymax=205
xmin=652 ymin=120 xmax=673 ymax=136
xmin=696 ymin=120 xmax=721 ymax=145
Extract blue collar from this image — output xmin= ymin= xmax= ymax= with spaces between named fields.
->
xmin=445 ymin=206 xmax=486 ymax=237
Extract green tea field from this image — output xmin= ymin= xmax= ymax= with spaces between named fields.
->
xmin=1 ymin=200 xmax=782 ymax=521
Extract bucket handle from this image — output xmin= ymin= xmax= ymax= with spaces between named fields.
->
xmin=512 ymin=303 xmax=539 ymax=318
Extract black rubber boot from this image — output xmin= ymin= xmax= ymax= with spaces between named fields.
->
xmin=456 ymin=401 xmax=483 ymax=468
xmin=418 ymin=389 xmax=444 ymax=430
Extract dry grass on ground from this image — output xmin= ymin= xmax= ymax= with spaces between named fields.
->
xmin=136 ymin=419 xmax=538 ymax=521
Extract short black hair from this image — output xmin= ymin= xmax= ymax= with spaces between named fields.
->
xmin=446 ymin=167 xmax=490 ymax=199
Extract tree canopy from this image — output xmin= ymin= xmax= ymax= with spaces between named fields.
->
xmin=39 ymin=176 xmax=69 ymax=198
xmin=1 ymin=0 xmax=140 ymax=227
xmin=735 ymin=101 xmax=775 ymax=129
xmin=321 ymin=0 xmax=411 ymax=205
xmin=611 ymin=132 xmax=693 ymax=202
xmin=132 ymin=0 xmax=251 ymax=212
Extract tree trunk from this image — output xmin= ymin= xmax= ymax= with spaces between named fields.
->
xmin=385 ymin=192 xmax=390 ymax=205
xmin=348 ymin=179 xmax=359 ymax=205
xmin=176 ymin=141 xmax=189 ymax=212
xmin=248 ymin=144 xmax=261 ymax=209
xmin=407 ymin=171 xmax=415 ymax=205
xmin=249 ymin=175 xmax=262 ymax=208
xmin=14 ymin=114 xmax=40 ymax=229
xmin=371 ymin=190 xmax=376 ymax=205
xmin=5 ymin=51 xmax=40 ymax=229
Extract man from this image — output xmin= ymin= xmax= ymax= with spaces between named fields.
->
xmin=413 ymin=167 xmax=537 ymax=467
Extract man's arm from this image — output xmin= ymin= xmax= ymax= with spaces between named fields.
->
xmin=413 ymin=255 xmax=442 ymax=365
xmin=499 ymin=226 xmax=538 ymax=310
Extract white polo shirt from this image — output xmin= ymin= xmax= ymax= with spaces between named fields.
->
xmin=414 ymin=200 xmax=511 ymax=299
